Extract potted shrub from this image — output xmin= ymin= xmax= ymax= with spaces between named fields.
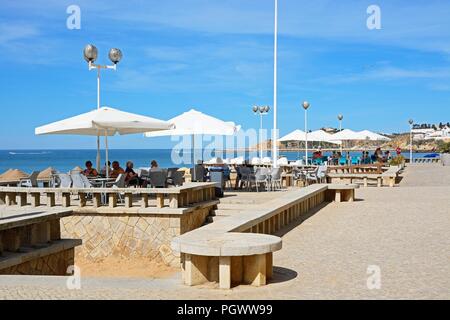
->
xmin=438 ymin=141 xmax=450 ymax=166
xmin=389 ymin=155 xmax=405 ymax=169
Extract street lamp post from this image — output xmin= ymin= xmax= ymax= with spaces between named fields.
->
xmin=338 ymin=114 xmax=344 ymax=153
xmin=409 ymin=119 xmax=414 ymax=164
xmin=253 ymin=106 xmax=271 ymax=159
xmin=272 ymin=0 xmax=279 ymax=168
xmin=302 ymin=101 xmax=310 ymax=164
xmin=83 ymin=44 xmax=123 ymax=177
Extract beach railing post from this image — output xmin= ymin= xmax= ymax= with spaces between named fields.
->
xmin=18 ymin=193 xmax=28 ymax=207
xmin=109 ymin=193 xmax=118 ymax=208
xmin=141 ymin=193 xmax=149 ymax=208
xmin=46 ymin=192 xmax=56 ymax=207
xmin=156 ymin=194 xmax=164 ymax=208
xmin=30 ymin=192 xmax=40 ymax=207
xmin=79 ymin=193 xmax=87 ymax=207
xmin=62 ymin=193 xmax=71 ymax=207
xmin=93 ymin=193 xmax=102 ymax=208
xmin=124 ymin=193 xmax=133 ymax=208
xmin=169 ymin=194 xmax=179 ymax=209
xmin=5 ymin=192 xmax=17 ymax=206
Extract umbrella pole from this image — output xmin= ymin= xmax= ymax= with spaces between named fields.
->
xmin=96 ymin=67 xmax=101 ymax=174
xmin=105 ymin=131 xmax=109 ymax=179
xmin=191 ymin=134 xmax=195 ymax=166
xmin=96 ymin=136 xmax=101 ymax=173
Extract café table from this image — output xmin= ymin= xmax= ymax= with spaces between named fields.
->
xmin=88 ymin=177 xmax=116 ymax=203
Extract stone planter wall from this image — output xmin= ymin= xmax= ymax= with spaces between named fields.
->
xmin=60 ymin=207 xmax=212 ymax=268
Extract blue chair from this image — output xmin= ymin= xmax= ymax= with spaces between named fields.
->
xmin=339 ymin=157 xmax=347 ymax=166
xmin=351 ymin=157 xmax=360 ymax=165
xmin=313 ymin=158 xmax=323 ymax=165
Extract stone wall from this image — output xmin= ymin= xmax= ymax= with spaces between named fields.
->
xmin=60 ymin=207 xmax=211 ymax=267
xmin=0 ymin=248 xmax=74 ymax=276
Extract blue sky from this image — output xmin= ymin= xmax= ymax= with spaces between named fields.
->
xmin=0 ymin=0 xmax=449 ymax=149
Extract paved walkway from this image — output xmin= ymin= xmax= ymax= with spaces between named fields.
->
xmin=1 ymin=164 xmax=449 ymax=299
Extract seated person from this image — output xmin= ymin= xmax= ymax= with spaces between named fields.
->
xmin=150 ymin=160 xmax=159 ymax=171
xmin=384 ymin=151 xmax=392 ymax=162
xmin=331 ymin=151 xmax=338 ymax=165
xmin=110 ymin=161 xmax=125 ymax=178
xmin=101 ymin=161 xmax=112 ymax=176
xmin=312 ymin=147 xmax=323 ymax=160
xmin=125 ymin=161 xmax=143 ymax=186
xmin=83 ymin=161 xmax=98 ymax=177
xmin=374 ymin=148 xmax=383 ymax=162
xmin=363 ymin=151 xmax=371 ymax=164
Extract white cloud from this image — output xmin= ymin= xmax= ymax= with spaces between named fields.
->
xmin=0 ymin=23 xmax=39 ymax=45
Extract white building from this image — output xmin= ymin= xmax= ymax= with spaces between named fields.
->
xmin=413 ymin=126 xmax=450 ymax=141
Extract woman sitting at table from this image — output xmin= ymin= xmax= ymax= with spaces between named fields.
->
xmin=150 ymin=160 xmax=159 ymax=171
xmin=125 ymin=161 xmax=143 ymax=186
xmin=83 ymin=161 xmax=98 ymax=177
xmin=110 ymin=161 xmax=125 ymax=178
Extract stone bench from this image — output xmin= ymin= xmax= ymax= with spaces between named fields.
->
xmin=172 ymin=184 xmax=358 ymax=289
xmin=0 ymin=208 xmax=81 ymax=275
xmin=327 ymin=164 xmax=384 ymax=174
xmin=381 ymin=166 xmax=402 ymax=188
xmin=327 ymin=173 xmax=384 ymax=187
xmin=172 ymin=232 xmax=282 ymax=289
xmin=327 ymin=166 xmax=401 ymax=187
xmin=326 ymin=184 xmax=359 ymax=202
xmin=0 ymin=182 xmax=217 ymax=209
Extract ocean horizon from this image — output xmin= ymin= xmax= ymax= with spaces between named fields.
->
xmin=0 ymin=149 xmax=432 ymax=174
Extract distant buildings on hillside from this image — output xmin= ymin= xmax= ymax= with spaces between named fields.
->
xmin=412 ymin=123 xmax=450 ymax=141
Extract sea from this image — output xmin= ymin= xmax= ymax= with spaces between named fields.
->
xmin=0 ymin=149 xmax=432 ymax=174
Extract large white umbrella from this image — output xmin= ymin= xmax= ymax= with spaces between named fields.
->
xmin=36 ymin=106 xmax=173 ymax=176
xmin=358 ymin=130 xmax=391 ymax=141
xmin=308 ymin=130 xmax=341 ymax=144
xmin=329 ymin=129 xmax=367 ymax=153
xmin=145 ymin=109 xmax=241 ymax=164
xmin=329 ymin=129 xmax=366 ymax=142
xmin=278 ymin=130 xmax=306 ymax=142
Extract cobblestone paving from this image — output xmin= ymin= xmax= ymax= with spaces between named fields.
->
xmin=1 ymin=165 xmax=449 ymax=300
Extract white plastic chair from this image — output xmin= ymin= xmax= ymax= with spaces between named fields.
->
xmin=18 ymin=171 xmax=40 ymax=188
xmin=251 ymin=157 xmax=262 ymax=165
xmin=252 ymin=167 xmax=269 ymax=192
xmin=270 ymin=167 xmax=283 ymax=190
xmin=278 ymin=157 xmax=289 ymax=166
